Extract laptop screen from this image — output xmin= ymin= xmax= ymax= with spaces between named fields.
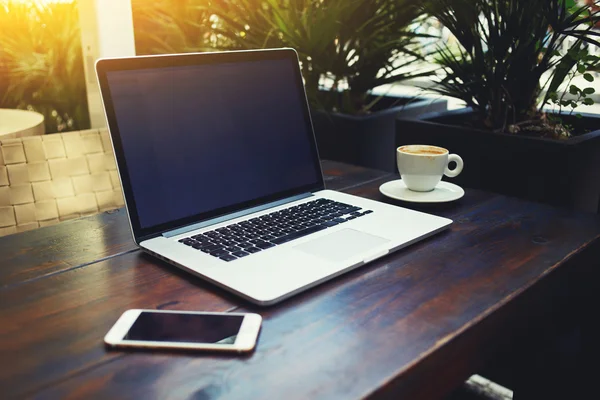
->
xmin=99 ymin=50 xmax=323 ymax=238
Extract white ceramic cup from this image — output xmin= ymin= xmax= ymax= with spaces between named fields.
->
xmin=397 ymin=145 xmax=464 ymax=192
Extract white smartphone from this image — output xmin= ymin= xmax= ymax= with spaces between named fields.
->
xmin=104 ymin=309 xmax=262 ymax=353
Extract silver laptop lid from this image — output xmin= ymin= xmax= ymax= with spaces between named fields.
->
xmin=96 ymin=49 xmax=324 ymax=242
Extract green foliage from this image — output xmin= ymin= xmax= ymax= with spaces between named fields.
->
xmin=546 ymin=46 xmax=599 ymax=116
xmin=0 ymin=0 xmax=89 ymax=133
xmin=132 ymin=0 xmax=225 ymax=55
xmin=203 ymin=0 xmax=433 ymax=114
xmin=422 ymin=0 xmax=600 ymax=133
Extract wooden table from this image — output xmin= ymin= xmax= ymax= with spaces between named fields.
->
xmin=1 ymin=161 xmax=599 ymax=399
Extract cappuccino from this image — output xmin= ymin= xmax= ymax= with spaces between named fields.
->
xmin=396 ymin=145 xmax=463 ymax=192
xmin=399 ymin=145 xmax=447 ymax=156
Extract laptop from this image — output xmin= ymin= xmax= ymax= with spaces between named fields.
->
xmin=95 ymin=48 xmax=452 ymax=305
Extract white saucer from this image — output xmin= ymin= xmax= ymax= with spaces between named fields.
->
xmin=379 ymin=179 xmax=465 ymax=203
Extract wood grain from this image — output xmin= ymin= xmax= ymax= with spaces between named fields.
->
xmin=26 ymin=193 xmax=600 ymax=399
xmin=322 ymin=160 xmax=392 ymax=192
xmin=0 ymin=251 xmax=238 ymax=399
xmin=0 ymin=209 xmax=136 ymax=288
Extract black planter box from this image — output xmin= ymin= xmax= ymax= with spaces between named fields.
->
xmin=312 ymin=96 xmax=447 ymax=172
xmin=396 ymin=108 xmax=600 ymax=212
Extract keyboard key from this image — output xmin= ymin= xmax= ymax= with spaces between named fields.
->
xmin=256 ymin=241 xmax=275 ymax=249
xmin=333 ymin=218 xmax=347 ymax=223
xmin=338 ymin=207 xmax=360 ymax=215
xmin=226 ymin=246 xmax=241 ymax=252
xmin=233 ymin=251 xmax=250 ymax=258
xmin=246 ymin=247 xmax=262 ymax=253
xmin=271 ymin=225 xmax=327 ymax=245
xmin=322 ymin=221 xmax=339 ymax=227
xmin=220 ymin=254 xmax=237 ymax=262
xmin=210 ymin=249 xmax=229 ymax=257
xmin=237 ymin=242 xmax=252 ymax=248
xmin=363 ymin=210 xmax=373 ymax=215
xmin=260 ymin=235 xmax=276 ymax=241
xmin=202 ymin=244 xmax=224 ymax=253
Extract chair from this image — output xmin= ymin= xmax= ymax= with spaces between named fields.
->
xmin=0 ymin=128 xmax=124 ymax=237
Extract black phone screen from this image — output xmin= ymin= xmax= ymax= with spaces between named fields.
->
xmin=123 ymin=312 xmax=244 ymax=344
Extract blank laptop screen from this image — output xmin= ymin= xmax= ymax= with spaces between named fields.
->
xmin=105 ymin=56 xmax=321 ymax=232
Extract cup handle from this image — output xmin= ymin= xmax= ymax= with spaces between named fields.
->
xmin=444 ymin=154 xmax=464 ymax=178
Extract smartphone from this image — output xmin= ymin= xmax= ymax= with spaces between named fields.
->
xmin=104 ymin=309 xmax=262 ymax=353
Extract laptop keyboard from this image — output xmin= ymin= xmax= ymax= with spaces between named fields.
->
xmin=178 ymin=198 xmax=373 ymax=262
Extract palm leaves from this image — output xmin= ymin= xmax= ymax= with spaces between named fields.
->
xmin=0 ymin=0 xmax=89 ymax=133
xmin=423 ymin=0 xmax=600 ymax=131
xmin=131 ymin=0 xmax=220 ymax=55
xmin=205 ymin=0 xmax=432 ymax=114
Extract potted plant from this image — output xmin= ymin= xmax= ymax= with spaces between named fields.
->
xmin=397 ymin=0 xmax=600 ymax=212
xmin=205 ymin=0 xmax=447 ymax=171
xmin=0 ymin=0 xmax=89 ymax=133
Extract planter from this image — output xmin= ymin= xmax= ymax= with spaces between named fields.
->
xmin=312 ymin=95 xmax=447 ymax=172
xmin=0 ymin=108 xmax=45 ymax=138
xmin=396 ymin=108 xmax=600 ymax=213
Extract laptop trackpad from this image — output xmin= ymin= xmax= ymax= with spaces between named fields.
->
xmin=294 ymin=228 xmax=389 ymax=262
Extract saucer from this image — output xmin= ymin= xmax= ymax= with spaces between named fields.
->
xmin=379 ymin=179 xmax=465 ymax=203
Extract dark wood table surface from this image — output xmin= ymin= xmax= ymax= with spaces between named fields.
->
xmin=2 ymin=160 xmax=600 ymax=399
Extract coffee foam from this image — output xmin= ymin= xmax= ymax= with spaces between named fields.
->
xmin=399 ymin=145 xmax=447 ymax=156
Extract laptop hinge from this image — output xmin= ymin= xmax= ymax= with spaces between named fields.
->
xmin=162 ymin=192 xmax=314 ymax=238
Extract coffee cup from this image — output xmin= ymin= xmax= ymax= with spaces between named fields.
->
xmin=396 ymin=145 xmax=463 ymax=192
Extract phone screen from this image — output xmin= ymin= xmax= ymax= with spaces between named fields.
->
xmin=123 ymin=312 xmax=245 ymax=344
